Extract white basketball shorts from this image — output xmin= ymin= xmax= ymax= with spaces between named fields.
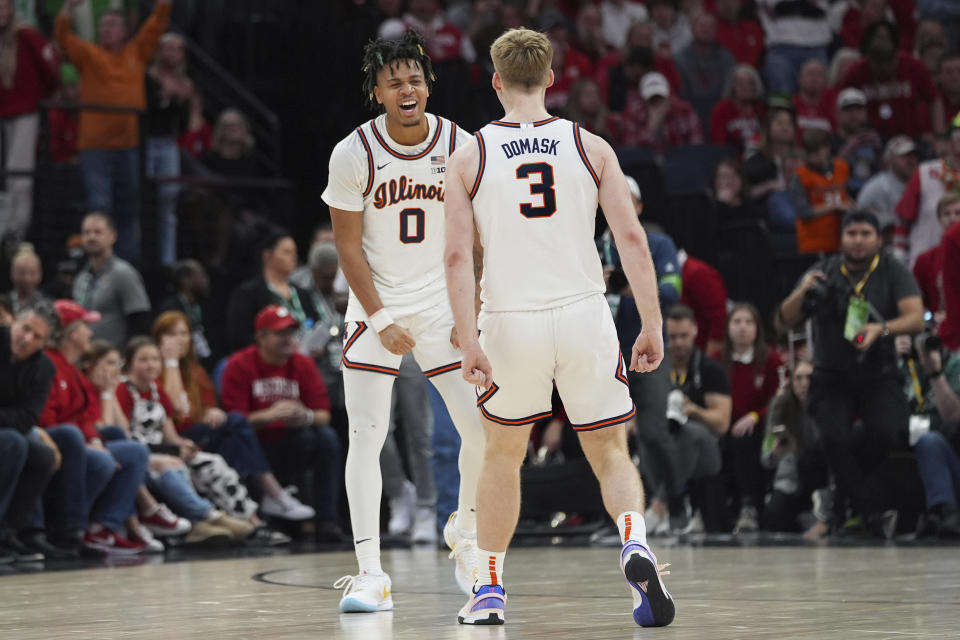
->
xmin=476 ymin=293 xmax=635 ymax=430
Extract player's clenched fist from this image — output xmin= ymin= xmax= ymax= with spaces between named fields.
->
xmin=630 ymin=327 xmax=664 ymax=373
xmin=378 ymin=324 xmax=416 ymax=355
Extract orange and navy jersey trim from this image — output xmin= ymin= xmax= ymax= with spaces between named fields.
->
xmin=469 ymin=131 xmax=486 ymax=200
xmin=489 ymin=116 xmax=560 ymax=128
xmin=341 ymin=321 xmax=400 ymax=376
xmin=423 ymin=361 xmax=461 ymax=378
xmin=449 ymin=122 xmax=458 ymax=153
xmin=356 ymin=127 xmax=375 ymax=197
xmin=371 ymin=114 xmax=444 ymax=160
xmin=616 ymin=353 xmax=629 ymax=387
xmin=571 ymin=405 xmax=636 ymax=432
xmin=573 ymin=122 xmax=600 ymax=188
xmin=475 ymin=381 xmax=499 ymax=406
xmin=480 ymin=405 xmax=554 ymax=426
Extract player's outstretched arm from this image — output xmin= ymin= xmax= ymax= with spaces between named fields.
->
xmin=444 ymin=140 xmax=492 ymax=389
xmin=584 ymin=129 xmax=663 ymax=373
xmin=330 ymin=206 xmax=415 ymax=355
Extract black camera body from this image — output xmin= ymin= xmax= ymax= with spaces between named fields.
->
xmin=802 ymin=277 xmax=848 ymax=318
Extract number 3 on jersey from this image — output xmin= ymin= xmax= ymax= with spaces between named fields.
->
xmin=399 ymin=207 xmax=425 ymax=243
xmin=516 ymin=162 xmax=557 ymax=218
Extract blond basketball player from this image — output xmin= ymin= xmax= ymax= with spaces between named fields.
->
xmin=444 ymin=29 xmax=675 ymax=627
xmin=322 ymin=31 xmax=484 ymax=613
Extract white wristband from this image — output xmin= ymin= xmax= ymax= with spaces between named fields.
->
xmin=100 ymin=392 xmax=112 ymax=400
xmin=164 ymin=359 xmax=179 ymax=368
xmin=368 ymin=308 xmax=394 ymax=333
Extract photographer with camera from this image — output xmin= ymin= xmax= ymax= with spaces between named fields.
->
xmin=662 ymin=304 xmax=732 ymax=533
xmin=776 ymin=210 xmax=924 ymax=536
xmin=897 ymin=331 xmax=960 ymax=537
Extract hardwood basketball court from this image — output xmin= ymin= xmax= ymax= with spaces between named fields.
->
xmin=1 ymin=538 xmax=957 ymax=639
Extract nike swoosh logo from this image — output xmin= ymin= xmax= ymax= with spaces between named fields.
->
xmin=376 ymin=162 xmax=391 ymax=170
xmin=355 ymin=537 xmax=373 ymax=544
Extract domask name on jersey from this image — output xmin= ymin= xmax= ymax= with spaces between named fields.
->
xmin=500 ymin=137 xmax=560 ymax=159
xmin=372 ymin=175 xmax=445 ymax=210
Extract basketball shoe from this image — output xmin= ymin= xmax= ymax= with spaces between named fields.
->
xmin=457 ymin=584 xmax=506 ymax=625
xmin=621 ymin=541 xmax=675 ymax=627
xmin=334 ymin=572 xmax=393 ymax=613
xmin=443 ymin=511 xmax=479 ymax=595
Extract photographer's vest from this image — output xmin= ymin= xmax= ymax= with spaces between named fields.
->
xmin=795 ymin=158 xmax=850 ymax=254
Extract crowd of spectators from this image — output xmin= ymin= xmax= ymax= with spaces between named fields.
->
xmin=4 ymin=0 xmax=960 ymax=567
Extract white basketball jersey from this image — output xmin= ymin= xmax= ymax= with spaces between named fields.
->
xmin=471 ymin=117 xmax=605 ymax=312
xmin=323 ymin=113 xmax=469 ymax=321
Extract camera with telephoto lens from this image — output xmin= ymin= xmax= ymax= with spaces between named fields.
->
xmin=801 ymin=277 xmax=847 ymax=316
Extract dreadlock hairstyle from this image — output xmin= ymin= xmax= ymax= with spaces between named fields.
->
xmin=361 ymin=30 xmax=436 ymax=111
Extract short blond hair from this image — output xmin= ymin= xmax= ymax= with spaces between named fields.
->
xmin=490 ymin=28 xmax=553 ymax=90
xmin=937 ymin=193 xmax=960 ymax=218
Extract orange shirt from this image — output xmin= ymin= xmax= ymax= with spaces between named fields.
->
xmin=54 ymin=3 xmax=171 ymax=150
xmin=795 ymin=158 xmax=851 ymax=254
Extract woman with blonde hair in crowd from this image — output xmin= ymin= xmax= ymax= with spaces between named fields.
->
xmin=153 ymin=310 xmax=312 ymax=531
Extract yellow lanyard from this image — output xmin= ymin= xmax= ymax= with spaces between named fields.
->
xmin=670 ymin=369 xmax=688 ymax=386
xmin=840 ymin=254 xmax=880 ymax=299
xmin=906 ymin=359 xmax=926 ymax=413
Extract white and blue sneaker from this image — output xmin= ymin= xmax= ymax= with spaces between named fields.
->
xmin=334 ymin=572 xmax=393 ymax=613
xmin=621 ymin=541 xmax=675 ymax=627
xmin=457 ymin=584 xmax=506 ymax=625
xmin=443 ymin=511 xmax=480 ymax=595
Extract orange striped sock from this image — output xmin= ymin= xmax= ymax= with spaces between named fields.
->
xmin=617 ymin=511 xmax=647 ymax=546
xmin=475 ymin=550 xmax=505 ymax=588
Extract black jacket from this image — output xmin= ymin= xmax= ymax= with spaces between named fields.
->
xmin=225 ymin=276 xmax=320 ymax=352
xmin=0 ymin=326 xmax=56 ymax=434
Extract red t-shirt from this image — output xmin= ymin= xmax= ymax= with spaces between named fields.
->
xmin=714 ymin=18 xmax=764 ymax=68
xmin=727 ymin=352 xmax=782 ymax=423
xmin=680 ymin=256 xmax=727 ymax=354
xmin=842 ymin=53 xmax=939 ymax=139
xmin=913 ymin=244 xmax=945 ymax=314
xmin=220 ymin=346 xmax=331 ymax=442
xmin=793 ymin=89 xmax=836 ymax=136
xmin=938 ymin=222 xmax=960 ymax=350
xmin=37 ymin=349 xmax=100 ymax=442
xmin=709 ymin=99 xmax=763 ymax=151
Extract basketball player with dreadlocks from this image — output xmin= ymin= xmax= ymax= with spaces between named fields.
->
xmin=322 ymin=31 xmax=484 ymax=613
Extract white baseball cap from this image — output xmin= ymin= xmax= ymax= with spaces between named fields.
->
xmin=640 ymin=72 xmax=670 ymax=100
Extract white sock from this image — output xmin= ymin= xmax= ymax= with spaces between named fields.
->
xmin=355 ymin=537 xmax=382 ymax=575
xmin=475 ymin=549 xmax=505 ymax=588
xmin=617 ymin=511 xmax=648 ymax=546
xmin=454 ymin=507 xmax=477 ymax=533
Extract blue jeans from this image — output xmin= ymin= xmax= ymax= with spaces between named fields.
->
xmin=261 ymin=426 xmax=342 ymax=520
xmin=146 ymin=137 xmax=181 ymax=266
xmin=0 ymin=430 xmax=29 ymax=520
xmin=181 ymin=413 xmax=271 ymax=477
xmin=79 ymin=148 xmax=141 ymax=264
xmin=763 ymin=45 xmax=828 ymax=95
xmin=147 ymin=467 xmax=215 ymax=522
xmin=98 ymin=426 xmax=214 ymax=523
xmin=43 ymin=425 xmax=114 ymax=532
xmin=429 ymin=384 xmax=460 ymax=531
xmin=915 ymin=431 xmax=960 ymax=509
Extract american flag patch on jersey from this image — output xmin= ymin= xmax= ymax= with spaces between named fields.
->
xmin=431 ymin=155 xmax=445 ymax=165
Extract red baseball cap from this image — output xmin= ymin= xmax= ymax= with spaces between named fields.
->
xmin=54 ymin=299 xmax=101 ymax=327
xmin=254 ymin=305 xmax=300 ymax=332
